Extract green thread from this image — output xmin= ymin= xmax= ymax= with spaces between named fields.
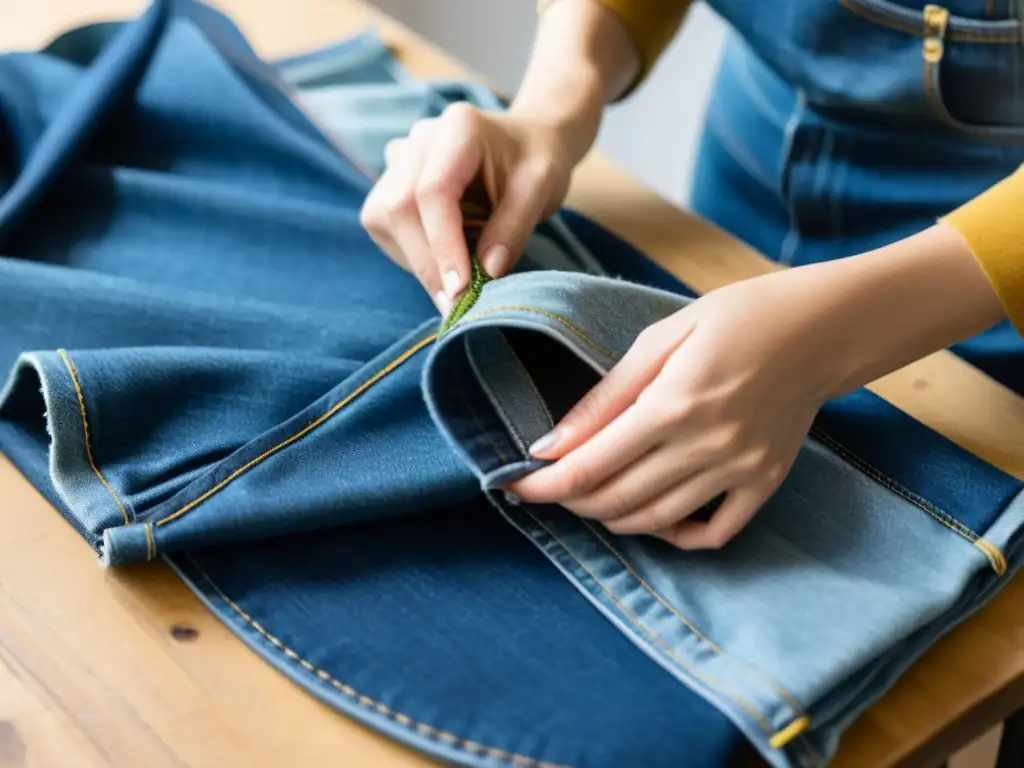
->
xmin=440 ymin=258 xmax=492 ymax=332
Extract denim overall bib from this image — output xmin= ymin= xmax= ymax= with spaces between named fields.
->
xmin=694 ymin=0 xmax=1024 ymax=391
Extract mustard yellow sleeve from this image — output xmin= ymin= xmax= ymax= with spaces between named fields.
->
xmin=941 ymin=166 xmax=1024 ymax=333
xmin=538 ymin=0 xmax=692 ymax=94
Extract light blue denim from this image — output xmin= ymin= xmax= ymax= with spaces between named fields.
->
xmin=426 ymin=270 xmax=1024 ymax=767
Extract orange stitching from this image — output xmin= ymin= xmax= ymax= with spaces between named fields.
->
xmin=811 ymin=429 xmax=1009 ymax=573
xmin=184 ymin=554 xmax=572 ymax=768
xmin=144 ymin=522 xmax=155 ymax=562
xmin=582 ymin=520 xmax=807 ymax=715
xmin=155 ymin=334 xmax=436 ymax=528
xmin=974 ymin=539 xmax=1007 ymax=575
xmin=454 ymin=306 xmax=621 ymax=362
xmin=57 ymin=349 xmax=131 ymax=526
xmin=518 ymin=509 xmax=774 ymax=733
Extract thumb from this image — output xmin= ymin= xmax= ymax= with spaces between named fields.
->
xmin=529 ymin=322 xmax=690 ymax=460
xmin=475 ymin=161 xmax=558 ymax=277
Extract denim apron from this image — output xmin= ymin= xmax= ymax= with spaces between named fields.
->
xmin=692 ymin=0 xmax=1024 ymax=391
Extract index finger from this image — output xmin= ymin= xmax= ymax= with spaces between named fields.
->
xmin=415 ymin=104 xmax=485 ymax=301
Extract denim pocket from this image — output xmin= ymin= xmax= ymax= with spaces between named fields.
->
xmin=840 ymin=0 xmax=1024 ymax=140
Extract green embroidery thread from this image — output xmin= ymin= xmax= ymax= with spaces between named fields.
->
xmin=440 ymin=258 xmax=492 ymax=332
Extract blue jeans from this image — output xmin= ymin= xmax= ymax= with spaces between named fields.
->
xmin=0 ymin=3 xmax=743 ymax=768
xmin=2 ymin=3 xmax=1022 ymax=768
xmin=694 ymin=0 xmax=1024 ymax=391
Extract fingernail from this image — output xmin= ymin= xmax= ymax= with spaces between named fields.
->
xmin=529 ymin=429 xmax=562 ymax=457
xmin=442 ymin=270 xmax=462 ymax=299
xmin=481 ymin=245 xmax=508 ymax=277
xmin=434 ymin=291 xmax=452 ymax=315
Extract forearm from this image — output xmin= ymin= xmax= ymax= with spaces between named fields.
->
xmin=510 ymin=0 xmax=640 ymax=165
xmin=811 ymin=224 xmax=1005 ymax=397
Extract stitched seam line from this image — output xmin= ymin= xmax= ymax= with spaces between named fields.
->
xmin=456 ymin=367 xmax=510 ymax=464
xmin=974 ymin=539 xmax=1008 ymax=574
xmin=455 ymin=306 xmax=621 ymax=361
xmin=154 ymin=334 xmax=437 ymax=528
xmin=581 ymin=520 xmax=806 ymax=715
xmin=184 ymin=555 xmax=569 ymax=768
xmin=921 ymin=43 xmax=1024 ymax=143
xmin=57 ymin=349 xmax=131 ymax=526
xmin=500 ymin=336 xmax=555 ymax=430
xmin=811 ymin=428 xmax=1007 ymax=574
xmin=517 ymin=509 xmax=774 ymax=734
xmin=837 ymin=0 xmax=1020 ymax=41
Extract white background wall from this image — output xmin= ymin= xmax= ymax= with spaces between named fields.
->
xmin=369 ymin=0 xmax=727 ymax=205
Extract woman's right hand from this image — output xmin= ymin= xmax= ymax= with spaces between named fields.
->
xmin=359 ymin=102 xmax=577 ymax=314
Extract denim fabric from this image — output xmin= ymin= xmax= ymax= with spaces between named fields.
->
xmin=693 ymin=1 xmax=1024 ymax=392
xmin=426 ymin=271 xmax=1024 ymax=767
xmin=0 ymin=2 xmax=747 ymax=767
xmin=2 ymin=3 xmax=1021 ymax=768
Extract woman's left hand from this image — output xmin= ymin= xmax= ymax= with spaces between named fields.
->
xmin=508 ymin=269 xmax=843 ymax=550
xmin=508 ymin=223 xmax=1006 ymax=550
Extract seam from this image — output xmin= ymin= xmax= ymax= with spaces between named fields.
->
xmin=518 ymin=508 xmax=775 ymax=734
xmin=154 ymin=334 xmax=436 ymax=528
xmin=811 ymin=428 xmax=1006 ymax=573
xmin=500 ymin=336 xmax=556 ymax=430
xmin=144 ymin=522 xmax=155 ymax=562
xmin=581 ymin=520 xmax=807 ymax=715
xmin=57 ymin=349 xmax=131 ymax=526
xmin=455 ymin=364 xmax=510 ymax=464
xmin=184 ymin=555 xmax=570 ymax=768
xmin=974 ymin=539 xmax=1008 ymax=574
xmin=837 ymin=0 xmax=1020 ymax=42
xmin=454 ymin=306 xmax=620 ymax=362
xmin=706 ymin=109 xmax=787 ymax=200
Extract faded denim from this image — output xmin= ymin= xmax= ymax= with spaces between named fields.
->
xmin=0 ymin=3 xmax=746 ymax=768
xmin=1 ymin=3 xmax=1022 ymax=768
xmin=695 ymin=1 xmax=1024 ymax=392
xmin=426 ymin=271 xmax=1024 ymax=767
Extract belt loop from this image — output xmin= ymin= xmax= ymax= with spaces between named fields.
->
xmin=923 ymin=4 xmax=950 ymax=63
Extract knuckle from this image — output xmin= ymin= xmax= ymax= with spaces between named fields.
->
xmin=708 ymin=422 xmax=744 ymax=455
xmin=414 ymin=175 xmax=448 ymax=202
xmin=702 ymin=526 xmax=734 ymax=550
xmin=663 ymin=395 xmax=698 ymax=426
xmin=559 ymin=461 xmax=594 ymax=498
xmin=591 ymin=489 xmax=632 ymax=521
xmin=383 ymin=138 xmax=406 ymax=166
xmin=763 ymin=461 xmax=788 ymax=487
xmin=408 ymin=118 xmax=436 ymax=142
xmin=742 ymin=445 xmax=773 ymax=474
xmin=383 ymin=185 xmax=417 ymax=217
xmin=442 ymin=100 xmax=479 ymax=124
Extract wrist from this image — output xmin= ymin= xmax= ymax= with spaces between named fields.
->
xmin=509 ymin=65 xmax=604 ymax=166
xmin=814 ymin=223 xmax=1005 ymax=397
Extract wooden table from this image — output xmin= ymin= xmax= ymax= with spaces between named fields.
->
xmin=1 ymin=2 xmax=1021 ymax=766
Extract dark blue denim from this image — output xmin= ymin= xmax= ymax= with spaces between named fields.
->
xmin=0 ymin=3 xmax=745 ymax=767
xmin=692 ymin=4 xmax=1024 ymax=392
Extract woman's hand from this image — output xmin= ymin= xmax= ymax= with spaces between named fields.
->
xmin=360 ymin=106 xmax=574 ymax=314
xmin=509 ymin=272 xmax=833 ymax=550
xmin=359 ymin=0 xmax=643 ymax=313
xmin=509 ymin=224 xmax=1005 ymax=549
